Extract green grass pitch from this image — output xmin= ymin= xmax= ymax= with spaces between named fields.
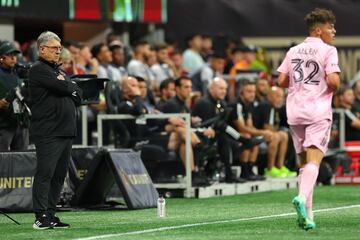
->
xmin=1 ymin=185 xmax=359 ymax=240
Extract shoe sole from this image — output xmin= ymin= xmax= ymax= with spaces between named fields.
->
xmin=33 ymin=224 xmax=52 ymax=230
xmin=292 ymin=197 xmax=307 ymax=229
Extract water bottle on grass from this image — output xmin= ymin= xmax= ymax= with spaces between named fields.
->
xmin=157 ymin=196 xmax=166 ymax=218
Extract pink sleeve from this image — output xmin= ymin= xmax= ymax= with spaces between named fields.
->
xmin=325 ymin=47 xmax=341 ymax=74
xmin=277 ymin=51 xmax=290 ymax=74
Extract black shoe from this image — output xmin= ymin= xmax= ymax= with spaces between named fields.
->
xmin=192 ymin=172 xmax=211 ymax=186
xmin=245 ymin=174 xmax=258 ymax=181
xmin=240 ymin=136 xmax=266 ymax=149
xmin=33 ymin=213 xmax=52 ymax=230
xmin=254 ymin=175 xmax=266 ymax=181
xmin=225 ymin=175 xmax=246 ymax=183
xmin=50 ymin=216 xmax=70 ymax=229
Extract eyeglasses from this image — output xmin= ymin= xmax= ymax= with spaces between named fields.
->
xmin=41 ymin=45 xmax=63 ymax=52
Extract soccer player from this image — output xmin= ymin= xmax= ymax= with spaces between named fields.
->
xmin=277 ymin=8 xmax=340 ymax=230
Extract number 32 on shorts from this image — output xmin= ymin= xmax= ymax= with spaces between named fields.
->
xmin=291 ymin=58 xmax=320 ymax=85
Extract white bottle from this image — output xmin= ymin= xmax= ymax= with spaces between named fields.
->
xmin=157 ymin=196 xmax=166 ymax=218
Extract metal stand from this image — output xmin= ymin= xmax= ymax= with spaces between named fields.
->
xmin=0 ymin=210 xmax=20 ymax=225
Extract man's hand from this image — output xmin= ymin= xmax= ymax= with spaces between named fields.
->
xmin=0 ymin=98 xmax=9 ymax=109
xmin=191 ymin=116 xmax=202 ymax=126
xmin=57 ymin=74 xmax=65 ymax=81
xmin=89 ymin=58 xmax=99 ymax=68
xmin=327 ymin=72 xmax=340 ymax=92
xmin=168 ymin=117 xmax=185 ymax=127
xmin=261 ymin=129 xmax=273 ymax=142
xmin=203 ymin=127 xmax=216 ymax=138
xmin=278 ymin=73 xmax=289 ymax=88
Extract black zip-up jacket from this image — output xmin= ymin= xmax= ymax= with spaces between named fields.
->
xmin=28 ymin=57 xmax=82 ymax=141
xmin=0 ymin=66 xmax=20 ymax=129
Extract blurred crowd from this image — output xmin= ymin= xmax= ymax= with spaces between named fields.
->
xmin=1 ymin=32 xmax=360 ymax=185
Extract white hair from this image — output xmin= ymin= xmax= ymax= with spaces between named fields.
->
xmin=208 ymin=77 xmax=226 ymax=89
xmin=37 ymin=31 xmax=61 ymax=49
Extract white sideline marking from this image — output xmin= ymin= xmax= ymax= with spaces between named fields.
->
xmin=74 ymin=204 xmax=360 ymax=240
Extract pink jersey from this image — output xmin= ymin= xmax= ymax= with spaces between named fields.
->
xmin=277 ymin=37 xmax=341 ymax=125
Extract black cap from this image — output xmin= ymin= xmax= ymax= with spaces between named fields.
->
xmin=0 ymin=41 xmax=21 ymax=56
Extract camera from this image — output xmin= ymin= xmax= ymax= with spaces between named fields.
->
xmin=70 ymin=74 xmax=109 ymax=105
xmin=15 ymin=62 xmax=32 ymax=81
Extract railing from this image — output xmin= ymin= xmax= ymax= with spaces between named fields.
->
xmin=96 ymin=113 xmax=193 ymax=197
xmin=75 ymin=105 xmax=351 ymax=196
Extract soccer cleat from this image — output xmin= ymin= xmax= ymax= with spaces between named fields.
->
xmin=292 ymin=196 xmax=307 ymax=229
xmin=50 ymin=216 xmax=70 ymax=229
xmin=279 ymin=166 xmax=297 ymax=177
xmin=303 ymin=218 xmax=316 ymax=231
xmin=264 ymin=167 xmax=287 ymax=177
xmin=33 ymin=214 xmax=52 ymax=230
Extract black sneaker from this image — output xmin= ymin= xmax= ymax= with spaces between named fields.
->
xmin=33 ymin=214 xmax=52 ymax=230
xmin=225 ymin=175 xmax=247 ymax=183
xmin=50 ymin=216 xmax=70 ymax=229
xmin=192 ymin=172 xmax=211 ymax=187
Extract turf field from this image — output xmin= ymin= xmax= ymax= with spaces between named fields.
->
xmin=1 ymin=185 xmax=359 ymax=240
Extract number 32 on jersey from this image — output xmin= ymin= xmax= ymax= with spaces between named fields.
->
xmin=291 ymin=58 xmax=320 ymax=85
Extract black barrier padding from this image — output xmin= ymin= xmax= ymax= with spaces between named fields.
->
xmin=70 ymin=147 xmax=100 ymax=188
xmin=0 ymin=151 xmax=37 ymax=212
xmin=106 ymin=150 xmax=158 ymax=209
xmin=71 ymin=149 xmax=115 ymax=206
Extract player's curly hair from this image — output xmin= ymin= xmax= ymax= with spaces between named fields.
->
xmin=305 ymin=8 xmax=336 ymax=32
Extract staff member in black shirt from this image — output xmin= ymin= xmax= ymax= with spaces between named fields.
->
xmin=228 ymin=80 xmax=272 ymax=180
xmin=161 ymin=77 xmax=214 ymax=185
xmin=192 ymin=77 xmax=262 ymax=183
xmin=29 ymin=31 xmax=82 ymax=230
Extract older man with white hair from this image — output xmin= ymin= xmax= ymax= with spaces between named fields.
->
xmin=29 ymin=31 xmax=82 ymax=230
xmin=192 ymin=77 xmax=264 ymax=183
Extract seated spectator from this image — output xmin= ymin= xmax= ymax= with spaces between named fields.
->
xmin=228 ymin=47 xmax=252 ymax=98
xmin=352 ymin=80 xmax=360 ymax=112
xmin=151 ymin=43 xmax=175 ymax=85
xmin=59 ymin=48 xmax=74 ymax=75
xmin=223 ymin=38 xmax=242 ymax=75
xmin=192 ymin=77 xmax=263 ymax=183
xmin=189 ymin=53 xmax=225 ymax=94
xmin=161 ymin=77 xmax=215 ymax=184
xmin=127 ymin=41 xmax=156 ymax=104
xmin=170 ymin=49 xmax=187 ymax=77
xmin=63 ymin=40 xmax=85 ymax=75
xmin=137 ymin=76 xmax=156 ymax=113
xmin=78 ymin=43 xmax=98 ymax=75
xmin=253 ymin=86 xmax=296 ymax=177
xmin=229 ymin=80 xmax=273 ymax=180
xmin=91 ymin=43 xmax=113 ymax=80
xmin=109 ymin=41 xmax=127 ymax=83
xmin=250 ymin=47 xmax=271 ymax=73
xmin=156 ymin=78 xmax=176 ymax=111
xmin=338 ymin=87 xmax=360 ymax=141
xmin=182 ymin=34 xmax=205 ymax=74
xmin=200 ymin=35 xmax=214 ymax=61
xmin=116 ymin=76 xmax=149 ymax=146
xmin=255 ymin=77 xmax=270 ymax=104
xmin=127 ymin=41 xmax=155 ymax=84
